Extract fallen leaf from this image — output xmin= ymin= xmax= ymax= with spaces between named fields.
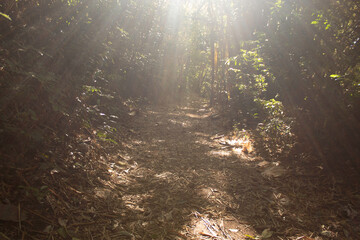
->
xmin=321 ymin=230 xmax=335 ymax=238
xmin=0 ymin=232 xmax=11 ymax=240
xmin=262 ymin=166 xmax=286 ymax=178
xmin=257 ymin=161 xmax=270 ymax=167
xmin=261 ymin=228 xmax=273 ymax=239
xmin=129 ymin=111 xmax=137 ymax=116
xmin=0 ymin=12 xmax=12 ymax=21
xmin=43 ymin=225 xmax=53 ymax=233
xmin=118 ymin=231 xmax=133 ymax=237
xmin=58 ymin=218 xmax=68 ymax=227
xmin=164 ymin=211 xmax=173 ymax=221
xmin=245 ymin=234 xmax=256 ymax=239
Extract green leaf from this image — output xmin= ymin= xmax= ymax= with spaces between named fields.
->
xmin=311 ymin=20 xmax=318 ymax=25
xmin=245 ymin=235 xmax=256 ymax=239
xmin=105 ymin=138 xmax=118 ymax=145
xmin=97 ymin=131 xmax=107 ymax=139
xmin=0 ymin=12 xmax=12 ymax=21
xmin=330 ymin=74 xmax=340 ymax=78
xmin=276 ymin=0 xmax=283 ymax=6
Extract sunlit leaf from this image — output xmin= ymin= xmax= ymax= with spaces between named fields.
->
xmin=0 ymin=12 xmax=11 ymax=21
xmin=245 ymin=234 xmax=256 ymax=239
xmin=105 ymin=138 xmax=118 ymax=144
xmin=228 ymin=68 xmax=241 ymax=72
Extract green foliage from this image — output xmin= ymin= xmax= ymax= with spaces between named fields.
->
xmin=227 ymin=44 xmax=273 ymax=124
xmin=66 ymin=0 xmax=80 ymax=6
xmin=96 ymin=131 xmax=118 ymax=145
xmin=256 ymin=0 xmax=360 ymax=164
xmin=256 ymin=98 xmax=294 ymax=151
xmin=83 ymin=85 xmax=101 ymax=93
xmin=225 ymin=43 xmax=295 ymax=155
xmin=311 ymin=13 xmax=331 ymax=30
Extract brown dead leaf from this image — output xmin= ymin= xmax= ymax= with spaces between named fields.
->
xmin=261 ymin=165 xmax=286 ymax=178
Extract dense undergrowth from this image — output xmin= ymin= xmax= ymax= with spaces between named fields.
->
xmin=0 ymin=0 xmax=159 ymax=162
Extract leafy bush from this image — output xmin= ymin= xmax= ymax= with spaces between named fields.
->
xmin=225 ymin=43 xmax=295 ymax=156
xmin=226 ymin=44 xmax=271 ymax=124
xmin=256 ymin=98 xmax=295 ymax=155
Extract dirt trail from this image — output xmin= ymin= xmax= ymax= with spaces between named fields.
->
xmin=110 ymin=98 xmax=359 ymax=240
xmin=118 ymin=98 xmax=261 ymax=239
xmin=9 ymin=98 xmax=356 ymax=239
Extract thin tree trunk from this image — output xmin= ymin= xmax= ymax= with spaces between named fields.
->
xmin=208 ymin=0 xmax=215 ymax=106
xmin=210 ymin=33 xmax=215 ymax=106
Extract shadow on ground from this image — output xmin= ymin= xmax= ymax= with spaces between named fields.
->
xmin=101 ymin=98 xmax=360 ymax=239
xmin=2 ymin=98 xmax=358 ymax=240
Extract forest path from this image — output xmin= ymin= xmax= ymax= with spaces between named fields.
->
xmin=115 ymin=98 xmax=274 ymax=239
xmin=4 ymin=97 xmax=355 ymax=239
xmin=115 ymin=98 xmax=358 ymax=239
